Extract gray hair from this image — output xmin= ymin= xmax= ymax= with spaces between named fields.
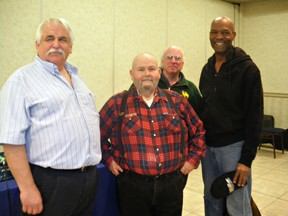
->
xmin=161 ymin=46 xmax=185 ymax=60
xmin=35 ymin=18 xmax=74 ymax=45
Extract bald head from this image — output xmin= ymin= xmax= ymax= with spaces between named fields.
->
xmin=162 ymin=46 xmax=184 ymax=60
xmin=211 ymin=16 xmax=235 ymax=32
xmin=131 ymin=53 xmax=158 ymax=70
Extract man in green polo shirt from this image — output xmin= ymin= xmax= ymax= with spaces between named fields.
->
xmin=158 ymin=46 xmax=202 ymax=114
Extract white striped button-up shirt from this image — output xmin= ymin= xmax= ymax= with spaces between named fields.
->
xmin=0 ymin=56 xmax=101 ymax=169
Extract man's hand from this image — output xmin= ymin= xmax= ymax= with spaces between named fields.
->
xmin=233 ymin=163 xmax=251 ymax=187
xmin=180 ymin=161 xmax=195 ymax=175
xmin=20 ymin=185 xmax=43 ymax=215
xmin=3 ymin=144 xmax=43 ymax=215
xmin=108 ymin=160 xmax=123 ymax=176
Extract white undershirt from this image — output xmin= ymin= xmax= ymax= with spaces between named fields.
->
xmin=143 ymin=97 xmax=154 ymax=107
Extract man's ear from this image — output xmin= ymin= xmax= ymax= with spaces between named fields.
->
xmin=69 ymin=44 xmax=73 ymax=54
xmin=157 ymin=67 xmax=161 ymax=76
xmin=129 ymin=69 xmax=134 ymax=81
xmin=232 ymin=31 xmax=237 ymax=40
xmin=35 ymin=41 xmax=39 ymax=53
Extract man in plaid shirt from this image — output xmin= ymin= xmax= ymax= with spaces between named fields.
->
xmin=100 ymin=53 xmax=206 ymax=216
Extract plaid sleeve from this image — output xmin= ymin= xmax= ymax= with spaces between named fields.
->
xmin=178 ymin=95 xmax=206 ymax=168
xmin=99 ymin=93 xmax=123 ymax=167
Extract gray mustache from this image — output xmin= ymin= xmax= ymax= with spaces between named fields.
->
xmin=46 ymin=48 xmax=65 ymax=56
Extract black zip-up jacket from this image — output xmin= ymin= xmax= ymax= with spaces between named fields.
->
xmin=199 ymin=47 xmax=263 ymax=167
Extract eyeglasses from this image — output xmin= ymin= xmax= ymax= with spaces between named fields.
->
xmin=165 ymin=55 xmax=182 ymax=62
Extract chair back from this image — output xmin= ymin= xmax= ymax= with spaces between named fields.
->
xmin=263 ymin=115 xmax=274 ymax=128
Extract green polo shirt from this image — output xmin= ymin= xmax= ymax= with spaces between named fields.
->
xmin=158 ymin=69 xmax=203 ymax=115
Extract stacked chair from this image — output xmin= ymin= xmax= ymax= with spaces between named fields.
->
xmin=259 ymin=115 xmax=286 ymax=158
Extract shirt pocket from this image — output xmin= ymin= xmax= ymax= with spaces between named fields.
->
xmin=79 ymin=92 xmax=98 ymax=112
xmin=163 ymin=113 xmax=181 ymax=133
xmin=122 ymin=114 xmax=141 ymax=134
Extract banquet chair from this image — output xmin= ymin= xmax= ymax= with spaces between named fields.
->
xmin=259 ymin=115 xmax=285 ymax=158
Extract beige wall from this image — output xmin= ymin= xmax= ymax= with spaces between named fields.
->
xmin=0 ymin=0 xmax=287 ymax=128
xmin=239 ymin=0 xmax=288 ymax=128
xmin=0 ymin=0 xmax=234 ymax=109
xmin=240 ymin=0 xmax=288 ymax=95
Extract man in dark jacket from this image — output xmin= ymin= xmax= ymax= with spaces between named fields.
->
xmin=199 ymin=16 xmax=263 ymax=216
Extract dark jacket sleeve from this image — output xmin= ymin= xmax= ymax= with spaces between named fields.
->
xmin=239 ymin=62 xmax=264 ymax=167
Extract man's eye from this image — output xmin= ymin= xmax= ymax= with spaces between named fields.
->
xmin=175 ymin=56 xmax=181 ymax=61
xmin=221 ymin=31 xmax=230 ymax=36
xmin=59 ymin=38 xmax=68 ymax=42
xmin=45 ymin=37 xmax=54 ymax=41
xmin=210 ymin=31 xmax=231 ymax=37
xmin=165 ymin=55 xmax=182 ymax=61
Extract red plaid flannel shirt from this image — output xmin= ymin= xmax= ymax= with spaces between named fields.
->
xmin=100 ymin=87 xmax=206 ymax=176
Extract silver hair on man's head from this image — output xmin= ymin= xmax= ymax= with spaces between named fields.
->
xmin=35 ymin=18 xmax=74 ymax=45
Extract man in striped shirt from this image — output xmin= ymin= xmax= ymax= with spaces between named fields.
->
xmin=100 ymin=53 xmax=206 ymax=216
xmin=0 ymin=18 xmax=101 ymax=215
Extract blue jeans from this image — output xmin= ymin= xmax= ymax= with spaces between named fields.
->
xmin=201 ymin=141 xmax=252 ymax=216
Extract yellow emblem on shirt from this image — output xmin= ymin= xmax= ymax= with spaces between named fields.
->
xmin=181 ymin=90 xmax=189 ymax=99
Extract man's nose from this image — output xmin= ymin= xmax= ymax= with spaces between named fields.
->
xmin=52 ymin=39 xmax=60 ymax=48
xmin=171 ymin=57 xmax=177 ymax=63
xmin=144 ymin=69 xmax=150 ymax=75
xmin=215 ymin=32 xmax=224 ymax=39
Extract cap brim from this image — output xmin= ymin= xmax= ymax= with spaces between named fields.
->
xmin=210 ymin=171 xmax=242 ymax=199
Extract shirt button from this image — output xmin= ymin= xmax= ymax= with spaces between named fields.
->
xmin=151 ymin=120 xmax=154 ymax=123
xmin=153 ymin=134 xmax=156 ymax=137
xmin=158 ymin=163 xmax=162 ymax=167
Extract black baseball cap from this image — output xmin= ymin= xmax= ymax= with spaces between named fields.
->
xmin=210 ymin=171 xmax=243 ymax=199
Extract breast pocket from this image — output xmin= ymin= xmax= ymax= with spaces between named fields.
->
xmin=164 ymin=113 xmax=181 ymax=133
xmin=122 ymin=115 xmax=141 ymax=134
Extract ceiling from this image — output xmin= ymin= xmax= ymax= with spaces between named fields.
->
xmin=222 ymin=0 xmax=269 ymax=3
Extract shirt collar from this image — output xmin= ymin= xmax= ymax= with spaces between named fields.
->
xmin=35 ymin=55 xmax=78 ymax=76
xmin=160 ymin=68 xmax=189 ymax=87
xmin=212 ymin=47 xmax=235 ymax=64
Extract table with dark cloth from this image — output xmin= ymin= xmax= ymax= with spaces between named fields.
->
xmin=0 ymin=163 xmax=119 ymax=216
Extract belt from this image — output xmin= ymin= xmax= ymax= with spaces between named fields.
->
xmin=71 ymin=165 xmax=95 ymax=172
xmin=123 ymin=169 xmax=181 ymax=181
xmin=30 ymin=164 xmax=96 ymax=172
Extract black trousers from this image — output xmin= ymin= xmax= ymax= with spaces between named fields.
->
xmin=22 ymin=164 xmax=98 ymax=216
xmin=117 ymin=170 xmax=187 ymax=216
